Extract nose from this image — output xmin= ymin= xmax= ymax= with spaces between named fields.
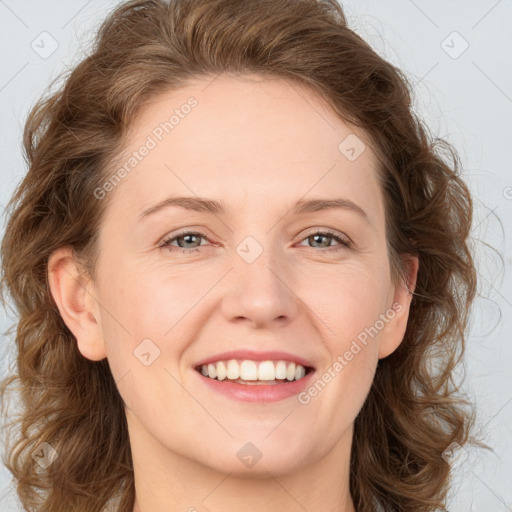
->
xmin=220 ymin=246 xmax=299 ymax=328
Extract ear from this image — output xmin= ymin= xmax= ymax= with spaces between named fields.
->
xmin=378 ymin=254 xmax=419 ymax=359
xmin=47 ymin=247 xmax=107 ymax=361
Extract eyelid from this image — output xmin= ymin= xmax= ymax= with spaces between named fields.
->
xmin=159 ymin=229 xmax=214 ymax=250
xmin=299 ymin=226 xmax=352 ymax=244
xmin=158 ymin=226 xmax=215 ymax=245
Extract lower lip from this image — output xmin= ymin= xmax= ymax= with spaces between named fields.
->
xmin=195 ymin=369 xmax=316 ymax=402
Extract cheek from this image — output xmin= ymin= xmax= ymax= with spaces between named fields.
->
xmin=98 ymin=258 xmax=204 ymax=336
xmin=302 ymin=261 xmax=391 ymax=339
xmin=300 ymin=261 xmax=388 ymax=399
xmin=94 ymin=268 xmax=187 ymax=420
xmin=95 ymin=260 xmax=215 ymax=391
xmin=93 ymin=264 xmax=171 ymax=378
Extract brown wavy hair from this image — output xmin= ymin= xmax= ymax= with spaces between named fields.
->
xmin=0 ymin=0 xmax=491 ymax=510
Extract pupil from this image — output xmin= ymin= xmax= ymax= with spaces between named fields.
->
xmin=312 ymin=234 xmax=329 ymax=248
xmin=179 ymin=234 xmax=198 ymax=248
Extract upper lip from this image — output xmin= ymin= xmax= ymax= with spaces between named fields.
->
xmin=194 ymin=350 xmax=315 ymax=369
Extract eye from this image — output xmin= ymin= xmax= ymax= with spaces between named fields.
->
xmin=297 ymin=230 xmax=352 ymax=252
xmin=160 ymin=230 xmax=210 ymax=254
xmin=160 ymin=228 xmax=351 ymax=255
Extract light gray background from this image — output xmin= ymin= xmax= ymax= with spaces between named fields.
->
xmin=0 ymin=0 xmax=510 ymax=510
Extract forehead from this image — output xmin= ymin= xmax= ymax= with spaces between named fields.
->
xmin=124 ymin=73 xmax=376 ymax=163
xmin=105 ymin=74 xmax=384 ymax=223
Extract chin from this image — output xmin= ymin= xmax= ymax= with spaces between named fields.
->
xmin=197 ymin=444 xmax=310 ymax=478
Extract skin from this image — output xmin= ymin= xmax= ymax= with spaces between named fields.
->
xmin=48 ymin=74 xmax=418 ymax=512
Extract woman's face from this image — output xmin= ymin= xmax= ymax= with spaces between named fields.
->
xmin=78 ymin=75 xmax=416 ymax=477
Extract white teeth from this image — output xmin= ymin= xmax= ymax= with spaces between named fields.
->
xmin=227 ymin=359 xmax=240 ymax=380
xmin=207 ymin=363 xmax=217 ymax=379
xmin=286 ymin=362 xmax=296 ymax=381
xmin=240 ymin=360 xmax=258 ymax=380
xmin=199 ymin=359 xmax=309 ymax=383
xmin=294 ymin=365 xmax=305 ymax=380
xmin=275 ymin=360 xmax=287 ymax=379
xmin=258 ymin=360 xmax=276 ymax=381
xmin=216 ymin=361 xmax=227 ymax=381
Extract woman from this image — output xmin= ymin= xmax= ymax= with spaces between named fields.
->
xmin=0 ymin=0 xmax=489 ymax=510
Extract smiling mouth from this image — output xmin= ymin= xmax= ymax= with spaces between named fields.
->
xmin=195 ymin=359 xmax=314 ymax=384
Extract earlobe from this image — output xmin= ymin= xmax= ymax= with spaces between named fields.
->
xmin=47 ymin=247 xmax=107 ymax=361
xmin=378 ymin=254 xmax=419 ymax=359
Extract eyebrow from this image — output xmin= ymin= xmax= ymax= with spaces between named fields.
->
xmin=138 ymin=195 xmax=371 ymax=225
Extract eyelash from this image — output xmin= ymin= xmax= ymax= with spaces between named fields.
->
xmin=159 ymin=229 xmax=352 ymax=254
